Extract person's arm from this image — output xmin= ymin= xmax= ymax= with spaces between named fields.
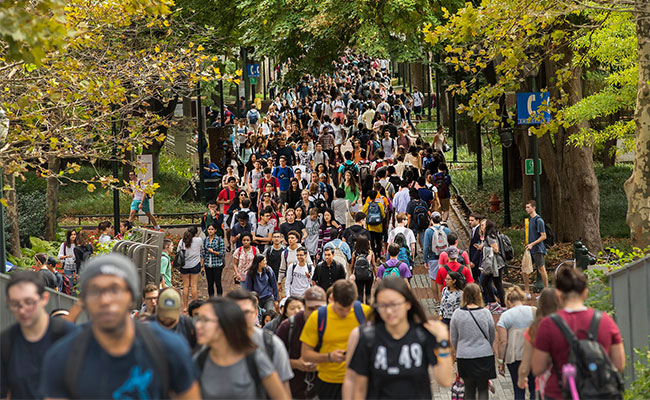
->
xmin=496 ymin=326 xmax=508 ymax=376
xmin=261 ymin=372 xmax=291 ymax=400
xmin=609 ymin=342 xmax=626 ymax=372
xmin=171 ymin=381 xmax=201 ymax=399
xmin=233 ymin=254 xmax=242 ymax=281
xmin=301 ymin=342 xmax=342 ymax=364
xmin=349 ymin=253 xmax=356 ymax=279
xmin=518 ymin=339 xmax=534 ymax=389
xmin=342 ymin=328 xmax=361 ymax=400
xmin=531 ymin=348 xmax=552 ymax=376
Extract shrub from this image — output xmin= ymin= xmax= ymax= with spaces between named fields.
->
xmin=16 ymin=191 xmax=46 ymax=248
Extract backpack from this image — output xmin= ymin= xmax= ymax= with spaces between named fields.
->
xmin=444 ymin=264 xmax=466 ymax=287
xmin=64 ymin=322 xmax=170 ymax=399
xmin=366 ymin=201 xmax=383 ymax=226
xmin=549 ymin=312 xmax=624 ymax=400
xmin=544 ymin=223 xmax=556 ymax=248
xmin=393 ymin=233 xmax=413 ymax=268
xmin=413 ymin=201 xmax=429 ymax=231
xmin=61 ymin=274 xmax=72 ymax=295
xmin=342 ymin=162 xmax=358 ymax=180
xmin=331 ymin=242 xmax=348 ymax=271
xmin=381 ymin=262 xmax=401 ymax=278
xmin=315 ymin=301 xmax=366 ymax=352
xmin=434 ymin=173 xmax=450 ymax=199
xmin=431 ymin=226 xmax=448 ymax=256
xmin=173 ymin=248 xmax=186 ymax=268
xmin=1 ymin=317 xmax=70 ymax=374
xmin=497 ymin=233 xmax=514 ymax=261
xmin=314 ymin=101 xmax=323 ymax=116
xmin=353 ymin=253 xmax=373 ymax=281
xmin=313 ymin=196 xmax=327 ymax=212
xmin=248 ymin=110 xmax=259 ymax=125
xmin=195 ymin=347 xmax=264 ymax=398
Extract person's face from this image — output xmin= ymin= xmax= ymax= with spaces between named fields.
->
xmin=239 ymin=219 xmax=248 ymax=227
xmin=302 ymin=191 xmax=309 ymax=200
xmin=354 ymin=141 xmax=361 ymax=148
xmin=324 ymin=250 xmax=333 ymax=264
xmin=158 ymin=314 xmax=179 ymax=328
xmin=332 ymin=301 xmax=353 ymax=319
xmin=259 ymin=258 xmax=267 ymax=269
xmin=254 ymin=161 xmax=261 ymax=170
xmin=235 ymin=299 xmax=258 ymax=330
xmin=296 ymin=251 xmax=306 ymax=263
xmin=262 ymin=213 xmax=271 ymax=222
xmin=280 ymin=158 xmax=287 ymax=167
xmin=295 ymin=169 xmax=302 ymax=178
xmin=469 ymin=216 xmax=478 ymax=228
xmin=265 ymin=183 xmax=273 ymax=193
xmin=227 ymin=166 xmax=233 ymax=174
xmin=323 ymin=212 xmax=332 ymax=222
xmin=525 ymin=203 xmax=535 ymax=215
xmin=208 ymin=203 xmax=218 ymax=214
xmin=207 ymin=225 xmax=216 ymax=237
xmin=7 ymin=282 xmax=49 ymax=328
xmin=291 ymin=180 xmax=298 ymax=189
xmin=285 ymin=301 xmax=304 ymax=318
xmin=319 ymin=174 xmax=327 ymax=183
xmin=119 ymin=223 xmax=128 ymax=234
xmin=286 ymin=211 xmax=295 ymax=222
xmin=445 ymin=274 xmax=454 ymax=289
xmin=262 ymin=193 xmax=271 ymax=202
xmin=480 ymin=220 xmax=486 ymax=234
xmin=375 ymin=289 xmax=410 ymax=327
xmin=304 ymin=301 xmax=326 ymax=319
xmin=273 ymin=233 xmax=283 ymax=245
xmin=239 ymin=192 xmax=247 ymax=201
xmin=143 ymin=290 xmax=159 ymax=313
xmin=302 ymin=143 xmax=308 ymax=151
xmin=82 ymin=275 xmax=132 ymax=333
xmin=69 ymin=231 xmax=78 ymax=242
xmin=242 ymin=236 xmax=251 ymax=247
xmin=229 ymin=180 xmax=237 ymax=189
xmin=316 ymin=144 xmax=323 ymax=152
xmin=195 ymin=304 xmax=221 ymax=346
xmin=311 ymin=173 xmax=318 ymax=182
xmin=129 ymin=171 xmax=136 ymax=181
xmin=288 ymin=235 xmax=298 ymax=246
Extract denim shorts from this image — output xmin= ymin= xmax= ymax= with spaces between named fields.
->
xmin=180 ymin=263 xmax=202 ymax=275
xmin=428 ymin=260 xmax=439 ymax=280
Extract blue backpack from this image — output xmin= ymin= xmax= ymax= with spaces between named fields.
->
xmin=314 ymin=302 xmax=366 ymax=352
xmin=366 ymin=201 xmax=383 ymax=226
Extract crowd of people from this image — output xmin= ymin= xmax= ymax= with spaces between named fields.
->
xmin=1 ymin=53 xmax=626 ymax=400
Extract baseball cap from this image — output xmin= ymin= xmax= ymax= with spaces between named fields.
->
xmin=157 ymin=289 xmax=182 ymax=321
xmin=80 ymin=253 xmax=140 ymax=300
xmin=447 ymin=247 xmax=459 ymax=259
xmin=431 ymin=211 xmax=442 ymax=220
xmin=303 ymin=286 xmax=327 ymax=308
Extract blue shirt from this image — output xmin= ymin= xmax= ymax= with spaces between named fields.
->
xmin=418 ymin=188 xmax=434 ymax=205
xmin=204 ymin=163 xmax=221 ymax=179
xmin=39 ymin=322 xmax=198 ymax=399
xmin=243 ymin=267 xmax=279 ymax=300
xmin=423 ymin=225 xmax=451 ymax=262
xmin=528 ymin=215 xmax=547 ymax=254
xmin=272 ymin=166 xmax=294 ymax=191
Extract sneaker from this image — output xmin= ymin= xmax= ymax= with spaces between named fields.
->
xmin=526 ymin=292 xmax=532 ymax=300
xmin=488 ymin=302 xmax=504 ymax=314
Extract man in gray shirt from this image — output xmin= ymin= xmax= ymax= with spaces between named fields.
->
xmin=227 ymin=289 xmax=294 ymax=397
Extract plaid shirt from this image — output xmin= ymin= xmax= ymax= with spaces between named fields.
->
xmin=201 ymin=236 xmax=225 ymax=268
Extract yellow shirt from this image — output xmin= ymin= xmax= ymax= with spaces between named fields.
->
xmin=362 ymin=199 xmax=385 ymax=233
xmin=300 ymin=303 xmax=372 ymax=383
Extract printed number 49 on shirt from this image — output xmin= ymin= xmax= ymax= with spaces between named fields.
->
xmin=374 ymin=343 xmax=423 ymax=374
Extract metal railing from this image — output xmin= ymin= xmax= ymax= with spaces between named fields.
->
xmin=70 ymin=211 xmax=204 ymax=226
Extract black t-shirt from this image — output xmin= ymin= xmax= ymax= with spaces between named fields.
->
xmin=280 ymin=220 xmax=306 ymax=241
xmin=343 ymin=224 xmax=370 ymax=244
xmin=348 ymin=322 xmax=438 ymax=399
xmin=276 ymin=311 xmax=316 ymax=400
xmin=39 ymin=269 xmax=57 ymax=290
xmin=264 ymin=246 xmax=285 ymax=278
xmin=1 ymin=318 xmax=79 ymax=399
xmin=313 ymin=261 xmax=347 ymax=291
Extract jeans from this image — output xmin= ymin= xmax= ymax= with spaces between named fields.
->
xmin=507 ymin=361 xmax=536 ymax=400
xmin=356 ymin=279 xmax=373 ymax=304
xmin=480 ymin=269 xmax=505 ymax=305
xmin=205 ymin=267 xmax=223 ymax=297
xmin=259 ymin=295 xmax=275 ymax=312
xmin=464 ymin=377 xmax=489 ymax=400
xmin=64 ymin=269 xmax=76 ymax=285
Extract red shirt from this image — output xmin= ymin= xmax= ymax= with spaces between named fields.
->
xmin=258 ymin=176 xmax=279 ymax=191
xmin=534 ymin=308 xmax=622 ymax=400
xmin=217 ymin=188 xmax=237 ymax=214
xmin=438 ymin=249 xmax=470 ymax=266
xmin=435 ymin=261 xmax=474 ymax=286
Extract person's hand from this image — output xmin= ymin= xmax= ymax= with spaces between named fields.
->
xmin=423 ymin=320 xmax=450 ymax=342
xmin=294 ymin=359 xmax=316 ymax=372
xmin=328 ymin=349 xmax=346 ymax=363
xmin=498 ymin=363 xmax=506 ymax=376
xmin=469 ymin=262 xmax=475 ymax=268
xmin=526 ymin=243 xmax=533 ymax=251
xmin=349 ymin=274 xmax=356 ymax=281
xmin=517 ymin=376 xmax=528 ymax=389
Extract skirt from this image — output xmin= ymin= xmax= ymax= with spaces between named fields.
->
xmin=457 ymin=355 xmax=497 ymax=381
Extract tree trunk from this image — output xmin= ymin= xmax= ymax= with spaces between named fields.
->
xmin=44 ymin=155 xmax=61 ymax=241
xmin=541 ymin=48 xmax=602 ymax=251
xmin=625 ymin=0 xmax=650 ymax=248
xmin=3 ymin=172 xmax=20 ymax=257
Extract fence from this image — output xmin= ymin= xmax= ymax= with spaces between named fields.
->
xmin=0 ymin=273 xmax=88 ymax=330
xmin=608 ymin=255 xmax=650 ymax=383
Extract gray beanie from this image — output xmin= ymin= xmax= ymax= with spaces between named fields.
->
xmin=80 ymin=253 xmax=140 ymax=300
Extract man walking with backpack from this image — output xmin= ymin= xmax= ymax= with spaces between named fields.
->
xmin=39 ymin=254 xmax=201 ymax=399
xmin=376 ymin=243 xmax=412 ymax=283
xmin=423 ymin=212 xmax=451 ymax=301
xmin=434 ymin=163 xmax=452 ymax=221
xmin=406 ymin=188 xmax=430 ymax=252
xmin=362 ymin=189 xmax=386 ymax=257
xmin=524 ymin=200 xmax=548 ymax=294
xmin=1 ymin=271 xmax=79 ymax=399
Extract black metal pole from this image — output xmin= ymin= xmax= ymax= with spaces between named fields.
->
xmin=435 ymin=55 xmax=441 ymax=126
xmin=197 ymin=82 xmax=205 ymax=203
xmin=476 ymin=123 xmax=483 ymax=189
xmin=219 ymin=79 xmax=225 ymax=125
xmin=397 ymin=63 xmax=401 ymax=86
xmin=111 ymin=105 xmax=120 ymax=233
xmin=503 ymin=144 xmax=511 ymax=227
xmin=262 ymin=58 xmax=267 ymax=101
xmin=451 ymin=94 xmax=457 ymax=163
xmin=243 ymin=47 xmax=249 ymax=113
xmin=530 ymin=76 xmax=542 ymax=215
xmin=427 ymin=61 xmax=432 ymax=121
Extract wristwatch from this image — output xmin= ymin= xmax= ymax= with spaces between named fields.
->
xmin=436 ymin=339 xmax=450 ymax=349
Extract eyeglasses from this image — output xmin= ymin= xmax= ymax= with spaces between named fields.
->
xmin=193 ymin=315 xmax=218 ymax=324
xmin=8 ymin=298 xmax=39 ymax=310
xmin=374 ymin=301 xmax=407 ymax=313
xmin=85 ymin=285 xmax=128 ymax=300
xmin=263 ymin=195 xmax=270 ymax=198
xmin=144 ymin=296 xmax=157 ymax=301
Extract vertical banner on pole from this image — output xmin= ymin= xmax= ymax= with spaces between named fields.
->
xmin=136 ymin=154 xmax=154 ymax=224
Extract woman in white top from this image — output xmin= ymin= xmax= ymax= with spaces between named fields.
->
xmin=177 ymin=226 xmax=204 ymax=312
xmin=58 ymin=229 xmax=77 ymax=283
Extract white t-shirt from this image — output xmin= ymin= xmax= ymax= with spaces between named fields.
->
xmin=285 ymin=263 xmax=313 ymax=297
xmin=387 ymin=226 xmax=416 ymax=249
xmin=413 ymin=91 xmax=424 ymax=107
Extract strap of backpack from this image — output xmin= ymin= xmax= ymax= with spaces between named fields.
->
xmin=287 ymin=316 xmax=296 ymax=349
xmin=244 ymin=351 xmax=264 ymax=399
xmin=549 ymin=313 xmax=578 ymax=347
xmin=1 ymin=328 xmax=12 ymax=373
xmin=315 ymin=306 xmax=328 ymax=352
xmin=135 ymin=322 xmax=170 ymax=398
xmin=262 ymin=328 xmax=275 ymax=360
xmin=196 ymin=346 xmax=210 ymax=371
xmin=588 ymin=310 xmax=602 ymax=341
xmin=353 ymin=301 xmax=366 ymax=325
xmin=64 ymin=325 xmax=92 ymax=399
xmin=444 ymin=264 xmax=452 ymax=274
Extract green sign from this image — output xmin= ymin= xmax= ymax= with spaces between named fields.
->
xmin=525 ymin=158 xmax=542 ymax=175
xmin=250 ymin=77 xmax=258 ymax=85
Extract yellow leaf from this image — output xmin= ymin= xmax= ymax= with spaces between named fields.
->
xmin=0 ymin=198 xmax=7 ymax=208
xmin=196 ymin=45 xmax=205 ymax=51
xmin=87 ymin=183 xmax=96 ymax=192
xmin=154 ymin=45 xmax=160 ymax=53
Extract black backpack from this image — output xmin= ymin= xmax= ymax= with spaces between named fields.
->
xmin=550 ymin=312 xmax=623 ymax=400
xmin=444 ymin=264 xmax=466 ymax=287
xmin=412 ymin=201 xmax=429 ymax=231
xmin=342 ymin=162 xmax=358 ymax=180
xmin=544 ymin=222 xmax=556 ymax=248
xmin=353 ymin=253 xmax=373 ymax=281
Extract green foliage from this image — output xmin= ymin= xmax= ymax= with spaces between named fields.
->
xmin=626 ymin=345 xmax=650 ymax=400
xmin=596 ymin=164 xmax=632 ymax=238
xmin=159 ymin=152 xmax=193 ymax=180
xmin=15 ymin=191 xmax=46 ymax=248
